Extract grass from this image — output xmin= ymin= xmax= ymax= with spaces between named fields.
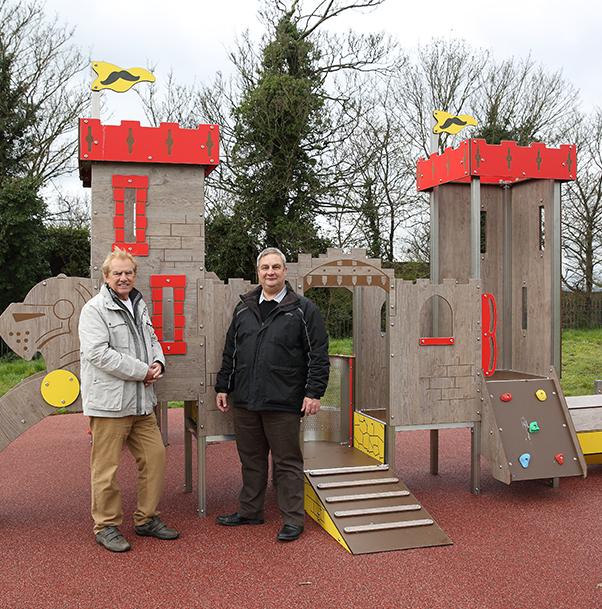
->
xmin=0 ymin=356 xmax=46 ymax=398
xmin=561 ymin=328 xmax=602 ymax=396
xmin=0 ymin=329 xmax=599 ymax=401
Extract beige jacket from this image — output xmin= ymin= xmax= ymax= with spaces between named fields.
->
xmin=79 ymin=284 xmax=165 ymax=417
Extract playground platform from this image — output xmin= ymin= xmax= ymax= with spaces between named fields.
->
xmin=0 ymin=408 xmax=600 ymax=609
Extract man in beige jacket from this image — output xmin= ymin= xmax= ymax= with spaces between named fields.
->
xmin=79 ymin=249 xmax=178 ymax=552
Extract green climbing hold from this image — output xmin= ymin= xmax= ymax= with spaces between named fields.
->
xmin=528 ymin=421 xmax=540 ymax=433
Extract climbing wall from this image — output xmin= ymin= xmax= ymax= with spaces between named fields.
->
xmin=481 ymin=370 xmax=586 ymax=483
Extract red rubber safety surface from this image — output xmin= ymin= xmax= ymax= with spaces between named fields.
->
xmin=0 ymin=409 xmax=600 ymax=609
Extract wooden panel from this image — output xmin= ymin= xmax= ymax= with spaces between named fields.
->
xmin=390 ymin=279 xmax=481 ymax=426
xmin=510 ymin=180 xmax=555 ymax=375
xmin=353 ymin=287 xmax=388 ymax=413
xmin=0 ymin=276 xmax=94 ymax=371
xmin=437 ymin=184 xmax=471 ymax=282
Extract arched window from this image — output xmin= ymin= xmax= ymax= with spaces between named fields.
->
xmin=419 ymin=295 xmax=454 ymax=346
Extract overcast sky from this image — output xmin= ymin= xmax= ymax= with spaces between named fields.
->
xmin=43 ymin=0 xmax=600 ymax=125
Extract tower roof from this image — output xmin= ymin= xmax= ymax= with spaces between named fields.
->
xmin=78 ymin=118 xmax=219 ymax=186
xmin=416 ymin=139 xmax=576 ymax=192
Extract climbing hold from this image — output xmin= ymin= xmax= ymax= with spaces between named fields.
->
xmin=40 ymin=369 xmax=80 ymax=408
xmin=519 ymin=453 xmax=531 ymax=468
xmin=554 ymin=453 xmax=564 ymax=465
xmin=528 ymin=421 xmax=540 ymax=433
xmin=500 ymin=393 xmax=512 ymax=402
xmin=536 ymin=389 xmax=547 ymax=401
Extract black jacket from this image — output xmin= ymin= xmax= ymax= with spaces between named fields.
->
xmin=215 ymin=283 xmax=330 ymax=413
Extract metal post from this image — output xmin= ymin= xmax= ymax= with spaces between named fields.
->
xmin=502 ymin=184 xmax=513 ymax=370
xmin=385 ymin=423 xmax=396 ymax=470
xmin=197 ymin=435 xmax=207 ymax=517
xmin=430 ymin=429 xmax=439 ymax=475
xmin=430 ymin=191 xmax=439 ymax=284
xmin=471 ymin=420 xmax=481 ymax=495
xmin=551 ymin=182 xmax=562 ymax=373
xmin=470 ymin=177 xmax=481 ymax=280
xmin=183 ymin=402 xmax=192 ymax=493
xmin=91 ymin=91 xmax=101 ymax=119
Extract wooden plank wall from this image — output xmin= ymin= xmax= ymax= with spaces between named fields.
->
xmin=390 ymin=278 xmax=481 ymax=426
xmin=90 ymin=162 xmax=206 ymax=402
xmin=198 ymin=276 xmax=253 ymax=437
xmin=510 ymin=180 xmax=555 ymax=376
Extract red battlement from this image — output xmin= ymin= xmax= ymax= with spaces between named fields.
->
xmin=78 ymin=118 xmax=219 ymax=187
xmin=416 ymin=138 xmax=576 ymax=192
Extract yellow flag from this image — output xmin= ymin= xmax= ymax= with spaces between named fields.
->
xmin=433 ymin=110 xmax=478 ymax=135
xmin=91 ymin=61 xmax=155 ymax=93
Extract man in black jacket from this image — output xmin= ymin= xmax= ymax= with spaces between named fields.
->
xmin=215 ymin=247 xmax=329 ymax=542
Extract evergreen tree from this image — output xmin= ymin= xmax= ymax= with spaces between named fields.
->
xmin=230 ymin=12 xmax=330 ymax=277
xmin=0 ymin=34 xmax=48 ymax=313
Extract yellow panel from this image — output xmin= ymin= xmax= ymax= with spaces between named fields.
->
xmin=584 ymin=453 xmax=602 ymax=465
xmin=353 ymin=411 xmax=385 ymax=463
xmin=40 ymin=370 xmax=80 ymax=408
xmin=577 ymin=431 xmax=602 ymax=454
xmin=304 ymin=477 xmax=350 ymax=553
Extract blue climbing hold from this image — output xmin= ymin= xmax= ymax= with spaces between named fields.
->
xmin=519 ymin=453 xmax=531 ymax=468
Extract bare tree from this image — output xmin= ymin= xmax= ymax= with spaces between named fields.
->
xmin=1 ymin=0 xmax=88 ymax=185
xmin=562 ymin=110 xmax=602 ymax=325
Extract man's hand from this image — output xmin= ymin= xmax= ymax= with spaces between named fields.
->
xmin=144 ymin=363 xmax=163 ymax=386
xmin=301 ymin=397 xmax=321 ymax=416
xmin=216 ymin=392 xmax=230 ymax=412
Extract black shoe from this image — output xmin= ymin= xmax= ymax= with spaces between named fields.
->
xmin=134 ymin=516 xmax=179 ymax=540
xmin=277 ymin=523 xmax=304 ymax=542
xmin=216 ymin=512 xmax=264 ymax=526
xmin=95 ymin=526 xmax=131 ymax=552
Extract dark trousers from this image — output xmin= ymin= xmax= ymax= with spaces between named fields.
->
xmin=233 ymin=407 xmax=304 ymax=526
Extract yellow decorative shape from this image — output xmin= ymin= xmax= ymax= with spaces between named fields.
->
xmin=91 ymin=61 xmax=156 ymax=93
xmin=433 ymin=110 xmax=478 ymax=135
xmin=353 ymin=411 xmax=385 ymax=463
xmin=535 ymin=389 xmax=547 ymax=401
xmin=304 ymin=477 xmax=350 ymax=553
xmin=40 ymin=369 xmax=80 ymax=408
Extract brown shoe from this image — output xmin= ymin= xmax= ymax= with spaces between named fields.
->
xmin=95 ymin=526 xmax=131 ymax=552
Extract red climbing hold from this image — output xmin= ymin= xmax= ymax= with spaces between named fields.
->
xmin=555 ymin=453 xmax=564 ymax=465
xmin=500 ymin=393 xmax=512 ymax=402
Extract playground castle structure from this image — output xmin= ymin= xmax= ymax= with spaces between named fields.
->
xmin=0 ymin=118 xmax=587 ymax=554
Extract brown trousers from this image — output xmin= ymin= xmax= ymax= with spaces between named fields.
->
xmin=89 ymin=412 xmax=165 ymax=533
xmin=233 ymin=407 xmax=304 ymax=527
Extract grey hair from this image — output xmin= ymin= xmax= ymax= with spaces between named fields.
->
xmin=256 ymin=247 xmax=287 ymax=268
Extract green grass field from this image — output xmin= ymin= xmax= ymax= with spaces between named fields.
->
xmin=0 ymin=357 xmax=46 ymax=397
xmin=560 ymin=328 xmax=602 ymax=396
xmin=0 ymin=329 xmax=599 ymax=399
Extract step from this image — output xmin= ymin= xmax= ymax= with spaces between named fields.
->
xmin=344 ymin=518 xmax=434 ymax=534
xmin=317 ymin=477 xmax=399 ymax=490
xmin=334 ymin=504 xmax=422 ymax=518
xmin=325 ymin=490 xmax=410 ymax=503
xmin=306 ymin=464 xmax=390 ymax=476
